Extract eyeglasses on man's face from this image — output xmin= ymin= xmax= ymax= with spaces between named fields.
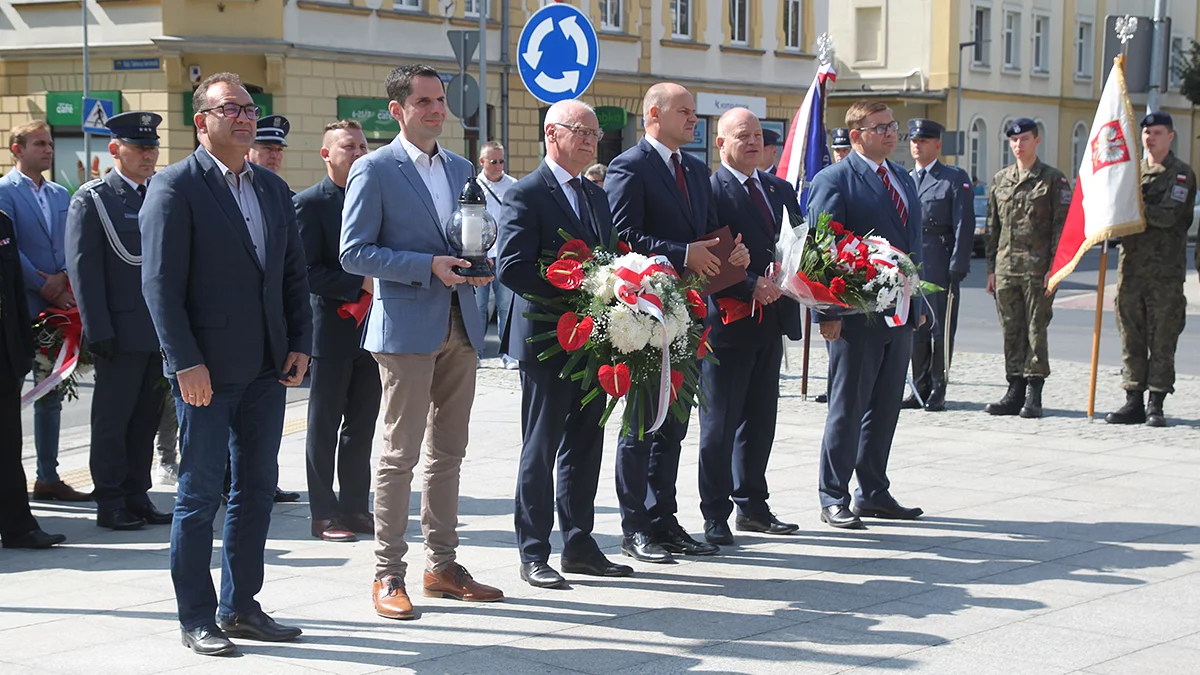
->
xmin=200 ymin=103 xmax=263 ymax=121
xmin=858 ymin=121 xmax=899 ymax=136
xmin=554 ymin=123 xmax=604 ymax=141
xmin=483 ymin=158 xmax=505 ymax=165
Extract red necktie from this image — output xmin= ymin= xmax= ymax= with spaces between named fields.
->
xmin=744 ymin=177 xmax=774 ymax=231
xmin=671 ymin=153 xmax=691 ymax=212
xmin=876 ymin=165 xmax=908 ymax=225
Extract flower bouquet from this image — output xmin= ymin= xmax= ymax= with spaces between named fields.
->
xmin=524 ymin=230 xmax=716 ymax=439
xmin=27 ymin=306 xmax=92 ymax=403
xmin=769 ymin=210 xmax=940 ymax=327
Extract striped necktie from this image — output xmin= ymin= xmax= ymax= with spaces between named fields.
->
xmin=876 ymin=165 xmax=908 ymax=225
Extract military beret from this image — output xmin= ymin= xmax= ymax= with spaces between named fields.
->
xmin=762 ymin=129 xmax=781 ymax=147
xmin=907 ymin=118 xmax=944 ymax=139
xmin=105 ymin=111 xmax=161 ymax=146
xmin=1140 ymin=111 xmax=1173 ymax=129
xmin=830 ymin=127 xmax=851 ymax=148
xmin=255 ymin=114 xmax=290 ymax=146
xmin=1005 ymin=117 xmax=1038 ymax=137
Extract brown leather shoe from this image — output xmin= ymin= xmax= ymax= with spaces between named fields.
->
xmin=32 ymin=480 xmax=92 ymax=502
xmin=373 ymin=574 xmax=414 ymax=620
xmin=311 ymin=518 xmax=356 ymax=542
xmin=341 ymin=512 xmax=375 ymax=536
xmin=423 ymin=563 xmax=504 ymax=602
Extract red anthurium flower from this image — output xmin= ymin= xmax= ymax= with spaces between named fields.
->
xmin=829 ymin=221 xmax=847 ymax=236
xmin=617 ymin=241 xmax=633 ymax=254
xmin=547 ymin=259 xmax=585 ymax=290
xmin=669 ymin=370 xmax=685 ymax=403
xmin=556 ymin=313 xmax=594 ymax=351
xmin=598 ymin=363 xmax=632 ymax=398
xmin=829 ymin=277 xmax=847 ymax=294
xmin=685 ymin=289 xmax=707 ymax=318
xmin=696 ymin=326 xmax=713 ymax=358
xmin=557 ymin=239 xmax=593 ymax=262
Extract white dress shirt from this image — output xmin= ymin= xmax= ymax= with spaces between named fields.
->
xmin=913 ymin=158 xmax=939 ymax=186
xmin=398 ymin=132 xmax=454 ymax=226
xmin=17 ymin=171 xmax=54 ymax=235
xmin=858 ymin=152 xmax=909 ymax=213
xmin=544 ymin=157 xmax=583 ymax=217
xmin=643 ymin=132 xmax=680 ymax=172
xmin=721 ymin=162 xmax=771 ymax=205
xmin=113 ymin=166 xmax=147 ymax=193
xmin=202 ymin=146 xmax=267 ymax=268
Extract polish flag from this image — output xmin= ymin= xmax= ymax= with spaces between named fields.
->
xmin=1047 ymin=55 xmax=1145 ymax=291
xmin=776 ymin=62 xmax=836 ymax=214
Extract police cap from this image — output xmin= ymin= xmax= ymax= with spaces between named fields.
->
xmin=105 ymin=111 xmax=162 ymax=146
xmin=255 ymin=114 xmax=290 ymax=146
xmin=762 ymin=129 xmax=781 ymax=147
xmin=907 ymin=118 xmax=944 ymax=139
xmin=830 ymin=127 xmax=851 ymax=148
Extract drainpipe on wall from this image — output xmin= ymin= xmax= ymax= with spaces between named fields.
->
xmin=500 ymin=0 xmax=510 ymax=153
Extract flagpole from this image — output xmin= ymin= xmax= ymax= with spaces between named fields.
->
xmin=801 ymin=308 xmax=811 ymax=399
xmin=1087 ymin=240 xmax=1109 ymax=421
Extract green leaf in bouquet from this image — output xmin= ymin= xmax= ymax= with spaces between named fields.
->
xmin=537 ymin=344 xmax=565 ymax=360
xmin=523 ymin=312 xmax=563 ymax=322
xmin=557 ymin=228 xmax=575 ymax=242
xmin=560 ymin=349 xmax=587 ymax=379
xmin=917 ymin=280 xmax=945 ymax=295
xmin=581 ymin=351 xmax=599 ymax=389
xmin=598 ymin=395 xmax=620 ymax=427
xmin=581 ymin=385 xmax=604 ymax=409
xmin=526 ymin=329 xmax=558 ymax=344
xmin=522 ymin=294 xmax=573 ymax=311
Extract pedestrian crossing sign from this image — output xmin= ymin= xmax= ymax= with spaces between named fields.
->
xmin=82 ymin=97 xmax=114 ymax=135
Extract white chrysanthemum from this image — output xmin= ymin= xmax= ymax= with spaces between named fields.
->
xmin=583 ymin=263 xmax=617 ymax=303
xmin=608 ymin=305 xmax=654 ymax=353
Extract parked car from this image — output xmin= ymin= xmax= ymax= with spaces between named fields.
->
xmin=973 ymin=194 xmax=987 ymax=258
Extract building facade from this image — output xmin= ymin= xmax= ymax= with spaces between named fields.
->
xmin=0 ymin=0 xmax=832 ymax=190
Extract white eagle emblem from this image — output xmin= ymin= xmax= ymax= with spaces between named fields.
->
xmin=1089 ymin=121 xmax=1130 ymax=173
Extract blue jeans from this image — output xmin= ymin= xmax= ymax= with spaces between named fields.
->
xmin=32 ymin=359 xmax=62 ymax=482
xmin=474 ymin=276 xmax=513 ymax=356
xmin=169 ymin=368 xmax=286 ymax=630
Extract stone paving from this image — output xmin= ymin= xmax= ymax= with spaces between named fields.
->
xmin=3 ymin=344 xmax=1200 ymax=674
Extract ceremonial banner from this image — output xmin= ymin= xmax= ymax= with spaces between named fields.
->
xmin=776 ymin=62 xmax=836 ymax=214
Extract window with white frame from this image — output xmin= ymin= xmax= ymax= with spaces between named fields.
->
xmin=671 ymin=0 xmax=692 ymax=39
xmin=730 ymin=0 xmax=749 ymax=44
xmin=599 ymin=0 xmax=622 ymax=30
xmin=784 ymin=0 xmax=802 ymax=50
xmin=1003 ymin=10 xmax=1021 ymax=69
xmin=1000 ymin=120 xmax=1015 ymax=169
xmin=1032 ymin=14 xmax=1050 ymax=73
xmin=973 ymin=5 xmax=991 ymax=66
xmin=1171 ymin=36 xmax=1185 ymax=90
xmin=970 ymin=118 xmax=988 ymax=183
xmin=1071 ymin=122 xmax=1088 ymax=180
xmin=464 ymin=0 xmax=486 ymax=17
xmin=1075 ymin=20 xmax=1094 ymax=78
xmin=394 ymin=0 xmax=420 ymax=9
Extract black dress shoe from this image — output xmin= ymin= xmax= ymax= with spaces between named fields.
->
xmin=273 ymin=488 xmax=301 ymax=503
xmin=820 ymin=505 xmax=865 ymax=529
xmin=2 ymin=528 xmax=66 ymax=549
xmin=736 ymin=513 xmax=799 ymax=535
xmin=901 ymin=395 xmax=923 ymax=409
xmin=561 ymin=554 xmax=633 ymax=577
xmin=620 ymin=532 xmax=674 ymax=563
xmin=520 ymin=561 xmax=567 ymax=588
xmin=128 ymin=502 xmax=173 ymax=525
xmin=814 ymin=393 xmax=828 ymax=404
xmin=217 ymin=610 xmax=302 ymax=642
xmin=97 ymin=508 xmax=146 ymax=531
xmin=704 ymin=519 xmax=734 ymax=545
xmin=181 ymin=624 xmax=237 ymax=656
xmin=852 ymin=496 xmax=923 ymax=520
xmin=653 ymin=524 xmax=720 ymax=556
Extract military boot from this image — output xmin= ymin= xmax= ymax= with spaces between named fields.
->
xmin=1104 ymin=390 xmax=1145 ymax=425
xmin=924 ymin=343 xmax=947 ymax=412
xmin=1019 ymin=377 xmax=1045 ymax=419
xmin=985 ymin=377 xmax=1026 ymax=416
xmin=1145 ymin=391 xmax=1167 ymax=427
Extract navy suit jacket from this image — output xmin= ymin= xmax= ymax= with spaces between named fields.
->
xmin=140 ymin=147 xmax=312 ymax=384
xmin=806 ymin=152 xmax=924 ymax=326
xmin=295 ymin=176 xmax=367 ymax=360
xmin=496 ymin=161 xmax=614 ymax=368
xmin=0 ymin=168 xmax=71 ymax=317
xmin=64 ymin=170 xmax=159 ymax=353
xmin=0 ymin=211 xmax=34 ymax=383
xmin=607 ymin=138 xmax=718 ymax=272
xmin=707 ymin=166 xmax=803 ymax=347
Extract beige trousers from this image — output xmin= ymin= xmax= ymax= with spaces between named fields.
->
xmin=372 ymin=307 xmax=477 ymax=579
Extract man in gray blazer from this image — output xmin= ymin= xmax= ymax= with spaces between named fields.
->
xmin=0 ymin=120 xmax=88 ymax=503
xmin=141 ymin=72 xmax=312 ymax=656
xmin=340 ymin=64 xmax=503 ymax=621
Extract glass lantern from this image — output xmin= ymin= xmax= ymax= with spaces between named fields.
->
xmin=444 ymin=177 xmax=498 ymax=278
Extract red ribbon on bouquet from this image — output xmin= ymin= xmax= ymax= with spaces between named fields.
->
xmin=612 ymin=254 xmax=680 ymax=434
xmin=337 ymin=292 xmax=372 ymax=327
xmin=714 ymin=297 xmax=762 ymax=325
xmin=20 ymin=307 xmax=83 ymax=409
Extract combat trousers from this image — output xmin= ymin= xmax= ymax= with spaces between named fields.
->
xmin=994 ymin=275 xmax=1054 ymax=379
xmin=1115 ymin=277 xmax=1186 ymax=394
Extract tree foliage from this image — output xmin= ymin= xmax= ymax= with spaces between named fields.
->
xmin=1174 ymin=39 xmax=1200 ymax=106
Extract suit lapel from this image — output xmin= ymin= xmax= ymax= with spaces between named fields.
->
xmin=540 ymin=163 xmax=594 ymax=244
xmin=195 ymin=149 xmax=263 ymax=271
xmin=105 ymin=170 xmax=142 ymax=212
xmin=719 ymin=167 xmax=773 ymax=239
xmin=391 ymin=138 xmax=451 ymax=249
xmin=251 ymin=166 xmax=278 ymax=270
xmin=916 ymin=162 xmax=941 ymax=198
xmin=9 ymin=170 xmax=51 ymax=239
xmin=640 ymin=140 xmax=693 ymax=224
xmin=850 ymin=153 xmax=903 ymax=232
xmin=762 ymin=174 xmax=787 ymax=237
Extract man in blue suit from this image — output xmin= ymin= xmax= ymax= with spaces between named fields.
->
xmin=607 ymin=82 xmax=747 ymax=562
xmin=807 ymin=101 xmax=925 ymax=530
xmin=699 ymin=108 xmax=803 ymax=546
xmin=497 ymin=99 xmax=633 ymax=589
xmin=340 ymin=64 xmax=503 ymax=621
xmin=141 ymin=72 xmax=312 ymax=656
xmin=0 ymin=120 xmax=89 ymax=503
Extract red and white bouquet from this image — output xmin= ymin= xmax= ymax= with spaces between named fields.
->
xmin=525 ymin=230 xmax=715 ymax=439
xmin=25 ymin=306 xmax=92 ymax=404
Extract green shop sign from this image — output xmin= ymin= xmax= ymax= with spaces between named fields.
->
xmin=182 ymin=92 xmax=274 ymax=127
xmin=595 ymin=106 xmax=627 ymax=132
xmin=337 ymin=97 xmax=396 ymax=138
xmin=46 ymin=91 xmax=122 ymax=127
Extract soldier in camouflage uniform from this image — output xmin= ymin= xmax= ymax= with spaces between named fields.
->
xmin=984 ymin=118 xmax=1070 ymax=419
xmin=1106 ymin=112 xmax=1196 ymax=427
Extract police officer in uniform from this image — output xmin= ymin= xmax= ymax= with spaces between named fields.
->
xmin=830 ymin=128 xmax=853 ymax=163
xmin=1106 ymin=111 xmax=1196 ymax=427
xmin=247 ymin=114 xmax=290 ymax=177
xmin=902 ymin=119 xmax=973 ymax=411
xmin=64 ymin=112 xmax=173 ymax=530
xmin=984 ymin=118 xmax=1070 ymax=419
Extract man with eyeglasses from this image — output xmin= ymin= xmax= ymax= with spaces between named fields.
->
xmin=141 ymin=72 xmax=312 ymax=656
xmin=807 ymin=100 xmax=925 ymax=531
xmin=475 ymin=140 xmax=519 ymax=369
xmin=606 ymin=82 xmax=749 ymax=564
